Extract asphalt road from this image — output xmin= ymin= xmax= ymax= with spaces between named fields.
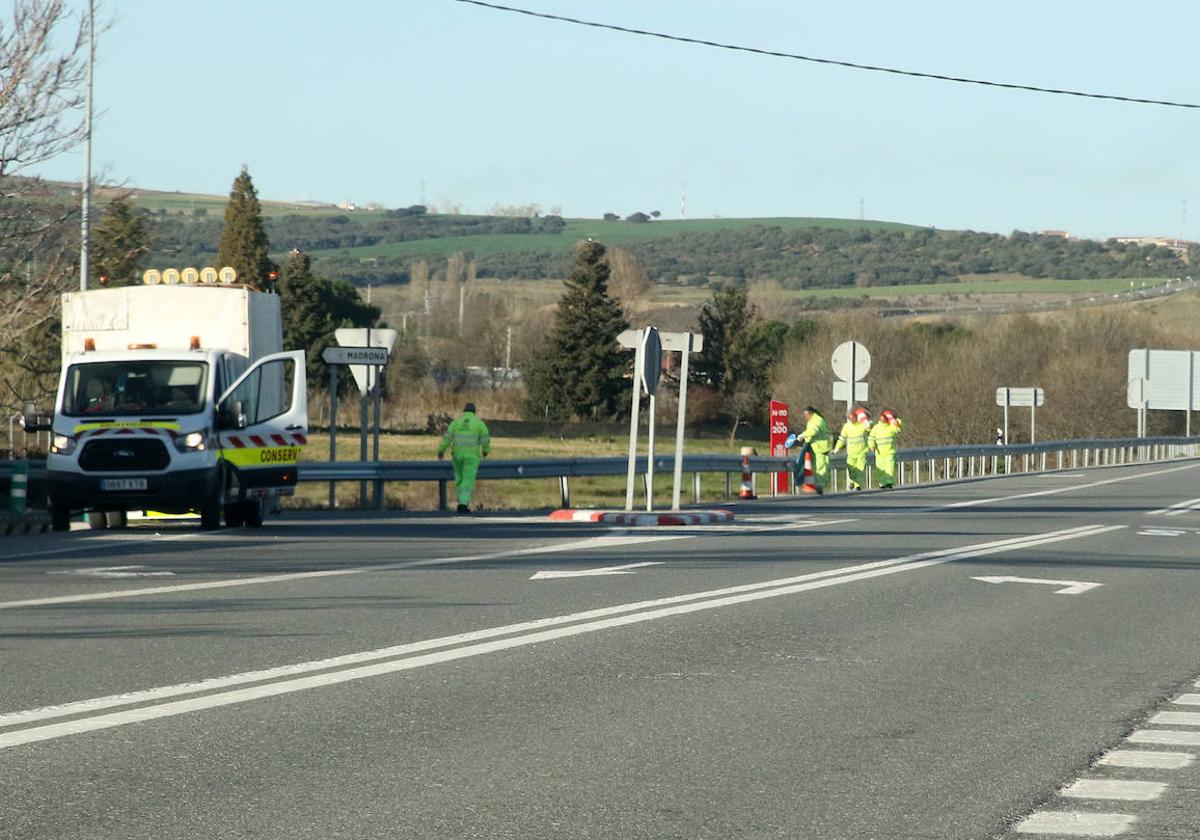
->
xmin=3 ymin=461 xmax=1200 ymax=839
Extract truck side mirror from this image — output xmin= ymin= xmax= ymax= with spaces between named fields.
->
xmin=216 ymin=399 xmax=247 ymax=430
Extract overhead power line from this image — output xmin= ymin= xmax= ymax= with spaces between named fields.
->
xmin=453 ymin=0 xmax=1199 ymax=110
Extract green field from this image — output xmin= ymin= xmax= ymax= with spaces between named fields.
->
xmin=307 ymin=216 xmax=918 ymax=261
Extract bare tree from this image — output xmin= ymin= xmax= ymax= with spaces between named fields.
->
xmin=0 ymin=1 xmax=102 ymax=413
xmin=607 ymin=246 xmax=652 ymax=310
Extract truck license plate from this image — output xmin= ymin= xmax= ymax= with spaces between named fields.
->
xmin=101 ymin=478 xmax=147 ymax=491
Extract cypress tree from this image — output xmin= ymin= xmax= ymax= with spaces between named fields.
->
xmin=217 ymin=165 xmax=276 ymax=290
xmin=91 ymin=195 xmax=151 ymax=285
xmin=524 ymin=240 xmax=631 ymax=421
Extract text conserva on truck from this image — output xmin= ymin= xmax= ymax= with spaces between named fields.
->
xmin=40 ymin=282 xmax=308 ymax=531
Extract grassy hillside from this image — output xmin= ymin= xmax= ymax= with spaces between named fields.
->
xmin=305 ymin=216 xmax=918 ymax=261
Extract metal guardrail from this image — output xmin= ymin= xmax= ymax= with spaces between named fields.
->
xmin=3 ymin=437 xmax=1198 ymax=513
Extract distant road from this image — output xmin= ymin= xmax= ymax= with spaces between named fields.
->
xmin=4 ymin=461 xmax=1200 ymax=839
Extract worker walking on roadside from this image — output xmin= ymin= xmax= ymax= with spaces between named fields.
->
xmin=437 ymin=402 xmax=491 ymax=513
xmin=799 ymin=405 xmax=831 ymax=494
xmin=833 ymin=407 xmax=871 ymax=491
xmin=868 ymin=408 xmax=903 ymax=489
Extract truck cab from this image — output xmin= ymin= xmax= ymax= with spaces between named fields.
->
xmin=43 ymin=285 xmax=307 ymax=531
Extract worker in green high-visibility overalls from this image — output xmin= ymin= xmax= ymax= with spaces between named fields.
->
xmin=437 ymin=403 xmax=492 ymax=513
xmin=868 ymin=408 xmax=903 ymax=489
xmin=833 ymin=406 xmax=871 ymax=491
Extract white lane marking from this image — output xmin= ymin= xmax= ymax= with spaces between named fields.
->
xmin=1014 ymin=812 xmax=1136 ymax=836
xmin=1150 ymin=710 xmax=1200 ymax=726
xmin=0 ymin=524 xmax=1120 ymax=749
xmin=1038 ymin=473 xmax=1086 ymax=478
xmin=970 ymin=575 xmax=1102 ymax=595
xmin=1127 ymin=729 xmax=1200 ymax=747
xmin=1147 ymin=496 xmax=1200 ymax=516
xmin=1098 ymin=750 xmax=1194 ymax=769
xmin=530 ymin=562 xmax=663 ymax=580
xmin=1171 ymin=693 xmax=1200 ymax=706
xmin=1137 ymin=528 xmax=1187 ymax=536
xmin=0 ymin=531 xmax=203 ymax=562
xmin=940 ymin=461 xmax=1200 ymax=511
xmin=0 ymin=517 xmax=859 ymax=611
xmin=46 ymin=565 xmax=175 ymax=579
xmin=1061 ymin=779 xmax=1167 ymax=801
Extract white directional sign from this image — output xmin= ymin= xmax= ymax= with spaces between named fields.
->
xmin=831 ymin=341 xmax=871 ymax=382
xmin=833 ymin=380 xmax=869 ymax=403
xmin=322 ymin=346 xmax=389 ymax=366
xmin=530 ymin=562 xmax=663 ymax=580
xmin=1127 ymin=349 xmax=1198 ymax=410
xmin=971 ymin=575 xmax=1101 ymax=595
xmin=995 ymin=387 xmax=1044 ymax=407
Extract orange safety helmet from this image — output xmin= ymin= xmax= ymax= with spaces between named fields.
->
xmin=880 ymin=408 xmax=898 ymax=425
xmin=854 ymin=407 xmax=870 ymax=423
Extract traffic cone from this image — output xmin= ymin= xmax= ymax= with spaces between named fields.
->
xmin=738 ymin=447 xmax=756 ymax=499
xmin=800 ymin=451 xmax=817 ymax=493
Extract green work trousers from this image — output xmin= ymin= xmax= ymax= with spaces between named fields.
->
xmin=874 ymin=446 xmax=897 ymax=487
xmin=845 ymin=449 xmax=868 ymax=489
xmin=452 ymin=450 xmax=482 ymax=506
xmin=811 ymin=446 xmax=830 ymax=490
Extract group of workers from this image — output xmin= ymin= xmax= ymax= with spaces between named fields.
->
xmin=436 ymin=400 xmax=901 ymax=513
xmin=789 ymin=404 xmax=903 ymax=493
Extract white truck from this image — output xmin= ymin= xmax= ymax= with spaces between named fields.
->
xmin=40 ymin=284 xmax=308 ymax=531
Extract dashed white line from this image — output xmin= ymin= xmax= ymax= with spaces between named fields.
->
xmin=1014 ymin=812 xmax=1136 ymax=836
xmin=1098 ymin=750 xmax=1193 ymax=770
xmin=1126 ymin=729 xmax=1200 ymax=747
xmin=1149 ymin=710 xmax=1200 ymax=726
xmin=1061 ymin=779 xmax=1166 ymax=801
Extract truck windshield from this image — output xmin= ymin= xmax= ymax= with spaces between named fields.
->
xmin=64 ymin=361 xmax=208 ymax=417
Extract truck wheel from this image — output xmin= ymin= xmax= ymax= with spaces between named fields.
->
xmin=88 ymin=511 xmax=109 ymax=530
xmin=50 ymin=503 xmax=71 ymax=532
xmin=200 ymin=470 xmax=225 ymax=530
xmin=106 ymin=511 xmax=127 ymax=529
xmin=243 ymin=499 xmax=264 ymax=528
xmin=223 ymin=502 xmax=245 ymax=528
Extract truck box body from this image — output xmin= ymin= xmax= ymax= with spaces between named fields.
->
xmin=61 ymin=285 xmax=282 ymax=361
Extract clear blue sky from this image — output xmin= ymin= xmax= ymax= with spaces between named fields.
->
xmin=34 ymin=0 xmax=1200 ymax=239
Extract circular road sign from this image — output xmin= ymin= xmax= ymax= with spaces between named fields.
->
xmin=831 ymin=340 xmax=871 ymax=382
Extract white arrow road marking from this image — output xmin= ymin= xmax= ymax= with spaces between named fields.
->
xmin=530 ymin=561 xmax=663 ymax=580
xmin=47 ymin=565 xmax=175 ymax=578
xmin=971 ymin=575 xmax=1102 ymax=595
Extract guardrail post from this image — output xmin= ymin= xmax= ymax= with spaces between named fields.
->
xmin=559 ymin=476 xmax=570 ymax=509
xmin=438 ymin=480 xmax=448 ymax=512
xmin=725 ymin=472 xmax=732 ymax=498
xmin=693 ymin=472 xmax=702 ymax=504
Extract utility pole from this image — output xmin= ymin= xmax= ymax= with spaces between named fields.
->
xmin=79 ymin=0 xmax=95 ymax=291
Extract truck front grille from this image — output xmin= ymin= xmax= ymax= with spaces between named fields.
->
xmin=79 ymin=439 xmax=171 ymax=472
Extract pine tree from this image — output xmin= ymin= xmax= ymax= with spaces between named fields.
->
xmin=91 ymin=195 xmax=151 ymax=285
xmin=217 ymin=165 xmax=276 ymax=290
xmin=524 ymin=240 xmax=631 ymax=421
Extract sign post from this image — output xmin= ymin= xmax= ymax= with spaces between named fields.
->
xmin=995 ymin=387 xmax=1045 ymax=445
xmin=619 ymin=328 xmax=702 ymax=512
xmin=332 ymin=331 xmax=398 ymax=509
xmin=769 ymin=400 xmax=790 ymax=494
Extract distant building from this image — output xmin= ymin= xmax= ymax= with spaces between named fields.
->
xmin=1041 ymin=229 xmax=1070 ymax=238
xmin=335 ymin=201 xmax=358 ymax=211
xmin=1114 ymin=236 xmax=1194 ymax=257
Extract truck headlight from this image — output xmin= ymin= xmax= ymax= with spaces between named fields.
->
xmin=50 ymin=433 xmax=76 ymax=455
xmin=174 ymin=430 xmax=208 ymax=453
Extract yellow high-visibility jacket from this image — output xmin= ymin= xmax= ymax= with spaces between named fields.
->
xmin=868 ymin=418 xmax=903 ymax=451
xmin=438 ymin=412 xmax=492 ymax=457
xmin=802 ymin=413 xmax=830 ymax=453
xmin=833 ymin=420 xmax=870 ymax=455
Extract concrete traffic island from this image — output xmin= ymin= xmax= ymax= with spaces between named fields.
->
xmin=549 ymin=509 xmax=734 ymax=526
